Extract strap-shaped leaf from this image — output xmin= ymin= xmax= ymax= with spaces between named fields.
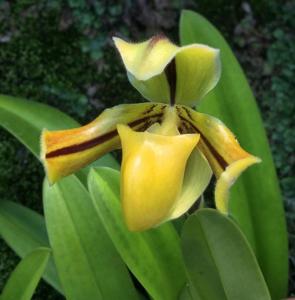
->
xmin=179 ymin=286 xmax=196 ymax=300
xmin=88 ymin=167 xmax=186 ymax=300
xmin=0 ymin=94 xmax=120 ymax=296
xmin=181 ymin=209 xmax=271 ymax=300
xmin=1 ymin=247 xmax=51 ymax=300
xmin=0 ymin=200 xmax=62 ymax=294
xmin=0 ymin=94 xmax=78 ymax=157
xmin=180 ymin=10 xmax=288 ymax=299
xmin=43 ymin=174 xmax=138 ymax=300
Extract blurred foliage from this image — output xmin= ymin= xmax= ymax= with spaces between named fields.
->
xmin=233 ymin=1 xmax=295 ymax=292
xmin=263 ymin=4 xmax=295 ymax=184
xmin=233 ymin=3 xmax=295 ymax=177
xmin=0 ymin=0 xmax=294 ymax=298
xmin=264 ymin=2 xmax=295 ymax=292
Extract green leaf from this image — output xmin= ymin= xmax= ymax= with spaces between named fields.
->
xmin=180 ymin=10 xmax=288 ymax=299
xmin=1 ymin=247 xmax=51 ymax=300
xmin=43 ymin=174 xmax=138 ymax=300
xmin=0 ymin=94 xmax=118 ymax=293
xmin=0 ymin=94 xmax=78 ymax=157
xmin=179 ymin=285 xmax=196 ymax=300
xmin=88 ymin=167 xmax=186 ymax=300
xmin=181 ymin=209 xmax=271 ymax=300
xmin=0 ymin=200 xmax=62 ymax=294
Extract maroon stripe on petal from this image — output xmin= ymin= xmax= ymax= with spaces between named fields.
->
xmin=46 ymin=113 xmax=163 ymax=158
xmin=179 ymin=115 xmax=228 ymax=170
xmin=165 ymin=59 xmax=177 ymax=106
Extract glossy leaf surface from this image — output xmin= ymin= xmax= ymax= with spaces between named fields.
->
xmin=181 ymin=209 xmax=271 ymax=300
xmin=1 ymin=247 xmax=50 ymax=300
xmin=88 ymin=167 xmax=186 ymax=300
xmin=180 ymin=10 xmax=288 ymax=299
xmin=0 ymin=94 xmax=78 ymax=157
xmin=43 ymin=174 xmax=138 ymax=300
xmin=0 ymin=94 xmax=119 ymax=295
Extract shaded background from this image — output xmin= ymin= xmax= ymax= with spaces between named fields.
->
xmin=0 ymin=0 xmax=294 ymax=298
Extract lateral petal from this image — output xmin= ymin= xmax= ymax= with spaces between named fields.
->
xmin=177 ymin=105 xmax=261 ymax=213
xmin=215 ymin=156 xmax=260 ymax=213
xmin=41 ymin=103 xmax=166 ymax=184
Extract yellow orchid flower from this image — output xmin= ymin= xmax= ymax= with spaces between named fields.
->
xmin=41 ymin=35 xmax=260 ymax=231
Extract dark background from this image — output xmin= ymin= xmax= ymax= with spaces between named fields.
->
xmin=0 ymin=0 xmax=294 ymax=298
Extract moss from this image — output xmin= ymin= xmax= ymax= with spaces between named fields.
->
xmin=0 ymin=6 xmax=98 ymax=121
xmin=0 ymin=241 xmax=18 ymax=291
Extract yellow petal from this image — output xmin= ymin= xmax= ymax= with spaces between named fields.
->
xmin=127 ymin=72 xmax=170 ymax=103
xmin=177 ymin=105 xmax=261 ymax=213
xmin=41 ymin=103 xmax=166 ymax=184
xmin=114 ymin=35 xmax=176 ymax=103
xmin=113 ymin=35 xmax=220 ymax=105
xmin=215 ymin=156 xmax=260 ymax=213
xmin=117 ymin=124 xmax=199 ymax=231
xmin=113 ymin=35 xmax=178 ymax=81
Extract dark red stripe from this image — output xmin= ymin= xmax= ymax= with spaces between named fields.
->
xmin=165 ymin=59 xmax=176 ymax=106
xmin=179 ymin=116 xmax=228 ymax=170
xmin=46 ymin=113 xmax=163 ymax=158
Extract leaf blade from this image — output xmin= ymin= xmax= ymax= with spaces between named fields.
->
xmin=0 ymin=94 xmax=79 ymax=158
xmin=43 ymin=174 xmax=138 ymax=300
xmin=1 ymin=247 xmax=51 ymax=300
xmin=181 ymin=209 xmax=271 ymax=300
xmin=179 ymin=10 xmax=288 ymax=299
xmin=0 ymin=200 xmax=62 ymax=294
xmin=88 ymin=167 xmax=186 ymax=300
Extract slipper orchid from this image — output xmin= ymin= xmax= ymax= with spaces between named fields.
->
xmin=41 ymin=35 xmax=260 ymax=231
